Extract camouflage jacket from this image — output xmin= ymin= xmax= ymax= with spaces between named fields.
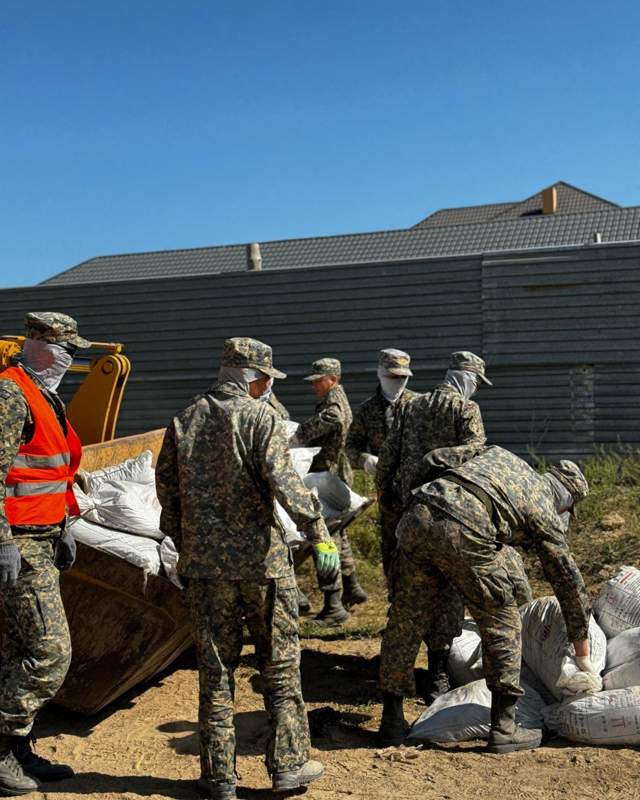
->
xmin=416 ymin=445 xmax=591 ymax=640
xmin=346 ymin=386 xmax=418 ymax=469
xmin=0 ymin=364 xmax=67 ymax=543
xmin=156 ymin=382 xmax=329 ymax=581
xmin=292 ymin=384 xmax=353 ymax=486
xmin=376 ymin=383 xmax=486 ymax=507
xmin=267 ymin=392 xmax=290 ymax=421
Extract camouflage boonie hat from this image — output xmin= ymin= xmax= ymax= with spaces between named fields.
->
xmin=24 ymin=312 xmax=91 ymax=348
xmin=547 ymin=460 xmax=589 ymax=507
xmin=304 ymin=357 xmax=342 ymax=381
xmin=221 ymin=337 xmax=286 ymax=379
xmin=379 ymin=348 xmax=413 ymax=377
xmin=449 ymin=350 xmax=493 ymax=386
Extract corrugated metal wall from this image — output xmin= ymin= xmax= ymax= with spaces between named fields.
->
xmin=1 ymin=241 xmax=638 ymax=460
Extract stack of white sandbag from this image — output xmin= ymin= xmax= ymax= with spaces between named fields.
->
xmin=542 ymin=567 xmax=640 ymax=746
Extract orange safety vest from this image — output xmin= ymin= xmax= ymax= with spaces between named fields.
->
xmin=1 ymin=366 xmax=82 ymax=526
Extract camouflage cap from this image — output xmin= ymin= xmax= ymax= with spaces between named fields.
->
xmin=449 ymin=350 xmax=493 ymax=386
xmin=221 ymin=337 xmax=286 ymax=379
xmin=24 ymin=311 xmax=91 ymax=348
xmin=547 ymin=460 xmax=589 ymax=507
xmin=304 ymin=357 xmax=342 ymax=381
xmin=379 ymin=348 xmax=413 ymax=377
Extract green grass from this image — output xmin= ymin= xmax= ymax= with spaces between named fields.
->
xmin=300 ymin=448 xmax=640 ymax=641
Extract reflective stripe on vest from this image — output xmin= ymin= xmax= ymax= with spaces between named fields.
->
xmin=12 ymin=453 xmax=71 ymax=469
xmin=5 ymin=479 xmax=69 ymax=497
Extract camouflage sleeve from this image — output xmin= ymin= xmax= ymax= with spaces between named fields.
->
xmin=0 ymin=382 xmax=29 ymax=543
xmin=155 ymin=421 xmax=183 ymax=551
xmin=345 ymin=404 xmax=369 ymax=469
xmin=376 ymin=404 xmax=403 ymax=497
xmin=528 ymin=509 xmax=591 ymax=641
xmin=292 ymin=401 xmax=342 ymax=446
xmin=255 ymin=410 xmax=329 ymax=544
xmin=459 ymin=399 xmax=486 ymax=446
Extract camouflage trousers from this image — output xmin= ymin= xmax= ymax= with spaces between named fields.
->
xmin=186 ymin=575 xmax=311 ymax=785
xmin=293 ymin=527 xmax=356 ymax=592
xmin=380 ymin=500 xmax=523 ymax=698
xmin=379 ymin=502 xmax=402 ymax=580
xmin=0 ymin=537 xmax=72 ymax=737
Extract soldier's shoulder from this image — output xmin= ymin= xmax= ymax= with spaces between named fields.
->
xmin=0 ymin=377 xmax=27 ymax=405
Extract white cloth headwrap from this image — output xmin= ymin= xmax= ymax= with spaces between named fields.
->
xmin=544 ymin=473 xmax=574 ymax=515
xmin=443 ymin=369 xmax=479 ymax=401
xmin=259 ymin=378 xmax=275 ymax=402
xmin=377 ymin=366 xmax=408 ymax=403
xmin=216 ymin=366 xmax=264 ymax=394
xmin=20 ymin=339 xmax=73 ymax=392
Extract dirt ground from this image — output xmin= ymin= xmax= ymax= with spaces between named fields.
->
xmin=33 ymin=634 xmax=640 ymax=800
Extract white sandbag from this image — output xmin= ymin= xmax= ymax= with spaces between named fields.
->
xmin=289 ymin=447 xmax=320 ymax=479
xmin=274 ymin=501 xmax=305 ymax=544
xmin=603 ymin=627 xmax=640 ymax=690
xmin=521 ymin=596 xmax=607 ymax=701
xmin=594 ymin=566 xmax=640 ymax=638
xmin=543 ymin=687 xmax=640 ymax=745
xmin=284 ymin=420 xmax=299 ymax=439
xmin=79 ymin=479 xmax=164 ymax=540
xmin=79 ymin=450 xmax=155 ymax=493
xmin=448 ymin=619 xmax=483 ymax=687
xmin=159 ymin=536 xmax=184 ymax=589
xmin=407 ymin=679 xmax=544 ymax=744
xmin=68 ymin=516 xmax=162 ymax=576
xmin=304 ymin=472 xmax=366 ymax=519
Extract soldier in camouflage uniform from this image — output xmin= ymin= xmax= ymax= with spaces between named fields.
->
xmin=0 ymin=312 xmax=90 ymax=794
xmin=346 ymin=349 xmax=418 ymax=578
xmin=291 ymin=358 xmax=362 ymax=625
xmin=378 ymin=446 xmax=593 ymax=755
xmin=156 ymin=338 xmax=339 ymax=799
xmin=376 ymin=351 xmax=490 ymax=703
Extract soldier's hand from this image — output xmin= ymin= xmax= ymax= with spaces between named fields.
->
xmin=313 ymin=541 xmax=340 ymax=579
xmin=54 ymin=531 xmax=77 ymax=572
xmin=0 ymin=542 xmax=21 ymax=588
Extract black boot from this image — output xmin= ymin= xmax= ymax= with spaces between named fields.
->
xmin=12 ymin=735 xmax=74 ymax=782
xmin=0 ymin=735 xmax=40 ymax=795
xmin=313 ymin=589 xmax=350 ymax=627
xmin=376 ymin=693 xmax=407 ymax=747
xmin=418 ymin=649 xmax=451 ymax=705
xmin=341 ymin=572 xmax=368 ymax=608
xmin=487 ymin=693 xmax=542 ymax=754
xmin=297 ymin=587 xmax=312 ymax=616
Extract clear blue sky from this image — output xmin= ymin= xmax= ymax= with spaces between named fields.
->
xmin=2 ymin=0 xmax=639 ymax=287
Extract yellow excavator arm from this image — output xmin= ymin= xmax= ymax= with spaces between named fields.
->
xmin=0 ymin=336 xmax=131 ymax=445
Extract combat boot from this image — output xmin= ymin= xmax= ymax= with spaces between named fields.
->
xmin=313 ymin=589 xmax=350 ymax=627
xmin=487 ymin=693 xmax=542 ymax=754
xmin=0 ymin=735 xmax=40 ymax=796
xmin=12 ymin=735 xmax=74 ymax=782
xmin=272 ymin=759 xmax=324 ymax=793
xmin=196 ymin=778 xmax=237 ymax=799
xmin=296 ymin=587 xmax=312 ymax=616
xmin=341 ymin=572 xmax=368 ymax=608
xmin=418 ymin=649 xmax=451 ymax=705
xmin=376 ymin=692 xmax=407 ymax=747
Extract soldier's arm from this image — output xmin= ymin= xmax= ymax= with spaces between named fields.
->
xmin=345 ymin=405 xmax=369 ymax=469
xmin=376 ymin=405 xmax=403 ymax=497
xmin=292 ymin=400 xmax=342 ymax=446
xmin=528 ymin=510 xmax=591 ymax=641
xmin=155 ymin=421 xmax=183 ymax=550
xmin=0 ymin=383 xmax=29 ymax=543
xmin=256 ymin=410 xmax=329 ymax=544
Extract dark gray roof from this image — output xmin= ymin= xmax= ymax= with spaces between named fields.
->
xmin=43 ymin=183 xmax=636 ymax=286
xmin=415 ymin=181 xmax=617 ymax=227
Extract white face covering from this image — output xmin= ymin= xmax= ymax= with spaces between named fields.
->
xmin=443 ymin=369 xmax=479 ymax=401
xmin=377 ymin=367 xmax=408 ymax=403
xmin=259 ymin=377 xmax=275 ymax=401
xmin=21 ymin=339 xmax=73 ymax=392
xmin=544 ymin=473 xmax=574 ymax=518
xmin=217 ymin=366 xmax=272 ymax=397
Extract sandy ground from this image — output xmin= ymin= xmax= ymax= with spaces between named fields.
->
xmin=32 ymin=635 xmax=640 ymax=800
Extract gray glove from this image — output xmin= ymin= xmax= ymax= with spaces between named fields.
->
xmin=0 ymin=541 xmax=21 ymax=588
xmin=54 ymin=531 xmax=76 ymax=571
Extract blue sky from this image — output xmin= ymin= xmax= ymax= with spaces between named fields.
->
xmin=2 ymin=0 xmax=639 ymax=286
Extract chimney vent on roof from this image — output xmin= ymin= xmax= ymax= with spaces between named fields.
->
xmin=593 ymin=232 xmax=603 ymax=244
xmin=542 ymin=186 xmax=558 ymax=215
xmin=247 ymin=243 xmax=263 ymax=271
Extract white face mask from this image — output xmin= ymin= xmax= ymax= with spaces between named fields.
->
xmin=443 ymin=369 xmax=479 ymax=401
xmin=377 ymin=367 xmax=408 ymax=403
xmin=21 ymin=339 xmax=73 ymax=392
xmin=259 ymin=377 xmax=274 ymax=401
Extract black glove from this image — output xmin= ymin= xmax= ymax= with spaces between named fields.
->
xmin=54 ymin=531 xmax=76 ymax=571
xmin=0 ymin=541 xmax=21 ymax=588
